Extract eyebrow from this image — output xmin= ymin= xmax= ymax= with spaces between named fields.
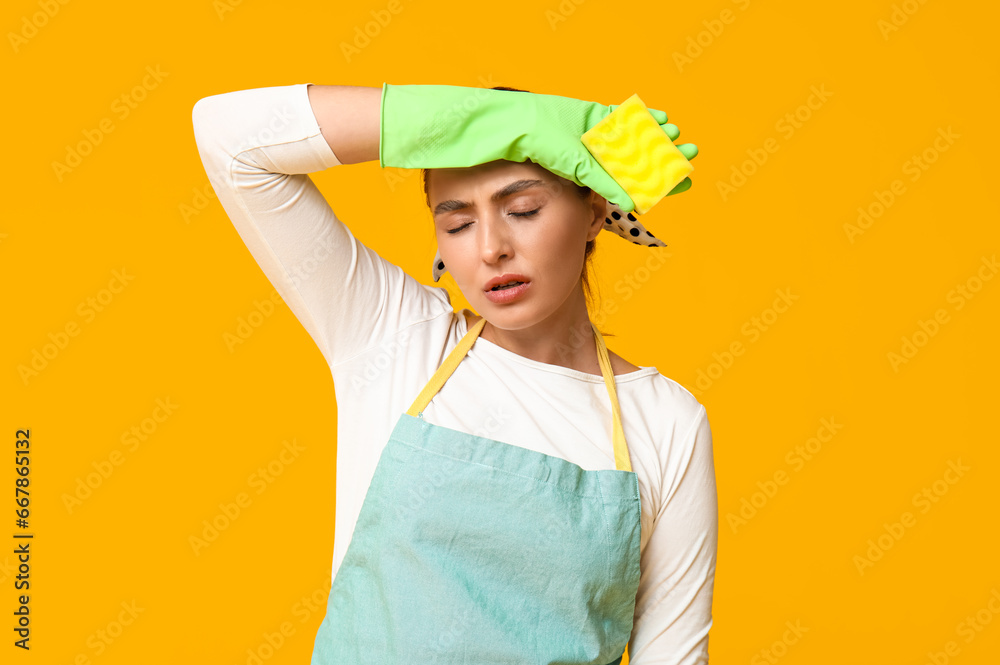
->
xmin=432 ymin=179 xmax=547 ymax=217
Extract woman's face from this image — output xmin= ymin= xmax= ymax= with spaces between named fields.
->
xmin=427 ymin=160 xmax=606 ymax=331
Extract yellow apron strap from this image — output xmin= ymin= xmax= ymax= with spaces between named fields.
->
xmin=406 ymin=316 xmax=633 ymax=473
xmin=591 ymin=321 xmax=632 ymax=473
xmin=406 ymin=317 xmax=488 ymax=418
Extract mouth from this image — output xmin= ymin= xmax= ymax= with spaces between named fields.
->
xmin=484 ymin=273 xmax=531 ymax=292
xmin=489 ymin=280 xmax=525 ymax=291
xmin=483 ymin=279 xmax=531 ymax=304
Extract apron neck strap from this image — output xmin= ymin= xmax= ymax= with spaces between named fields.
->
xmin=405 ymin=317 xmax=633 ymax=473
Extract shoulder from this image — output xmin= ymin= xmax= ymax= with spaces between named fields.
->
xmin=647 ymin=371 xmax=707 ymax=417
xmin=623 ymin=362 xmax=708 ymax=437
xmin=606 ymin=348 xmax=641 ymax=375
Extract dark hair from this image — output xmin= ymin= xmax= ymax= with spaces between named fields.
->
xmin=421 ymin=85 xmax=600 ymax=310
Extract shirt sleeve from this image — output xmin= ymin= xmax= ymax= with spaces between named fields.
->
xmin=628 ymin=405 xmax=718 ymax=664
xmin=190 ymin=82 xmax=453 ymax=369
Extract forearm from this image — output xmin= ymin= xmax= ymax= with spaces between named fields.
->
xmin=307 ymin=84 xmax=381 ymax=165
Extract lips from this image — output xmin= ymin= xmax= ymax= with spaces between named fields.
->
xmin=483 ymin=280 xmax=531 ymax=304
xmin=490 ymin=280 xmax=523 ymax=291
xmin=484 ymin=273 xmax=531 ymax=292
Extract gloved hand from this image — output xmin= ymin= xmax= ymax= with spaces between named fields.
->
xmin=379 ymin=83 xmax=698 ymax=213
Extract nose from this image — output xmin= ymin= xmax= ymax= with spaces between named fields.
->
xmin=479 ymin=210 xmax=513 ymax=265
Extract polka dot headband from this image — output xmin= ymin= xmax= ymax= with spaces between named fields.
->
xmin=431 ymin=199 xmax=667 ymax=282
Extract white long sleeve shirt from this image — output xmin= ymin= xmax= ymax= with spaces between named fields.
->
xmin=191 ymin=82 xmax=718 ymax=664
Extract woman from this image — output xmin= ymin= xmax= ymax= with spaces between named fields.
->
xmin=192 ymin=80 xmax=717 ymax=664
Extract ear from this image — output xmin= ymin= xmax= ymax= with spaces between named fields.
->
xmin=586 ymin=190 xmax=607 ymax=242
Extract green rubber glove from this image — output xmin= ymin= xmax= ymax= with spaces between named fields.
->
xmin=379 ymin=83 xmax=698 ymax=213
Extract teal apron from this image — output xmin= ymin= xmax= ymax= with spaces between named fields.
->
xmin=311 ymin=317 xmax=642 ymax=664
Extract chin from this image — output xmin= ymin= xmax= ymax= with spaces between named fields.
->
xmin=476 ymin=302 xmax=549 ymax=332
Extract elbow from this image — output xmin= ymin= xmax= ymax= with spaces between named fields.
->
xmin=191 ymin=94 xmax=224 ymax=148
xmin=191 ymin=93 xmax=240 ymax=183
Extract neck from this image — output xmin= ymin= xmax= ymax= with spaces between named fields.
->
xmin=480 ymin=287 xmax=600 ymax=374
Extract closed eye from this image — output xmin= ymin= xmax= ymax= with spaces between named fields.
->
xmin=446 ymin=209 xmax=540 ymax=234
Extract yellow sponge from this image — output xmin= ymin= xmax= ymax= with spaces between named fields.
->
xmin=581 ymin=94 xmax=694 ymax=215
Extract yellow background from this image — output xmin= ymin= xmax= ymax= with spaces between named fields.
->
xmin=4 ymin=0 xmax=999 ymax=662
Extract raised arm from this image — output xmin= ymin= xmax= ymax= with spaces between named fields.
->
xmin=305 ymin=84 xmax=380 ymax=165
xmin=190 ymin=83 xmax=453 ymax=369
